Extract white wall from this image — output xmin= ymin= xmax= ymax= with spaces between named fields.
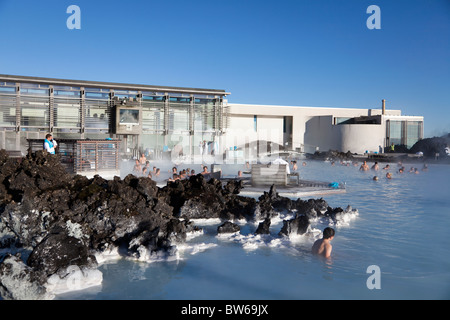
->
xmin=224 ymin=103 xmax=423 ymax=156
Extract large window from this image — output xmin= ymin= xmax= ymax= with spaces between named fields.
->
xmin=388 ymin=119 xmax=423 ymax=148
xmin=406 ymin=121 xmax=422 ymax=149
xmin=53 ymin=86 xmax=81 ymax=133
xmin=142 ymin=93 xmax=165 ymax=133
xmin=0 ymin=84 xmax=16 ymax=127
xmin=84 ymin=88 xmax=110 ymax=133
xmin=20 ymin=83 xmax=50 ymax=131
xmin=168 ymin=95 xmax=189 ymax=133
xmin=389 ymin=120 xmax=402 ymax=146
xmin=193 ymin=98 xmax=215 ymax=133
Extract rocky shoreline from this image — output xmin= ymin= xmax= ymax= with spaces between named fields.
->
xmin=0 ymin=150 xmax=355 ymax=300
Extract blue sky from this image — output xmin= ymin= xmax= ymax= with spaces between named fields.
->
xmin=0 ymin=0 xmax=449 ymax=137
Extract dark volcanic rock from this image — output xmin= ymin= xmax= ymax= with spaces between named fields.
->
xmin=409 ymin=136 xmax=449 ymax=158
xmin=217 ymin=221 xmax=240 ymax=234
xmin=292 ymin=198 xmax=330 ymax=219
xmin=175 ymin=175 xmax=257 ymax=220
xmin=255 ymin=218 xmax=271 ymax=235
xmin=255 ymin=185 xmax=292 ymax=220
xmin=279 ymin=214 xmax=310 ymax=237
xmin=26 ymin=228 xmax=96 ymax=283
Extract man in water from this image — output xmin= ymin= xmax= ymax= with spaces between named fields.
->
xmin=312 ymin=227 xmax=335 ymax=258
xmin=359 ymin=161 xmax=369 ymax=171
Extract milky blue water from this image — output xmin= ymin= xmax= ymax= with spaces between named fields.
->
xmin=56 ymin=159 xmax=450 ymax=300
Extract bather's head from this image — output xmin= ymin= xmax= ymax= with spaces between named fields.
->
xmin=323 ymin=227 xmax=335 ymax=240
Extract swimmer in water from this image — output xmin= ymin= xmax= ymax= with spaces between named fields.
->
xmin=312 ymin=227 xmax=335 ymax=259
xmin=360 ymin=161 xmax=369 ymax=171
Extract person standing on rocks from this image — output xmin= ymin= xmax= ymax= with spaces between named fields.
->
xmin=312 ymin=227 xmax=335 ymax=259
xmin=43 ymin=133 xmax=58 ymax=155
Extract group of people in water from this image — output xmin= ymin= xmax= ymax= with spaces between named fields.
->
xmin=131 ymin=153 xmax=212 ymax=182
xmin=355 ymin=159 xmax=427 ymax=180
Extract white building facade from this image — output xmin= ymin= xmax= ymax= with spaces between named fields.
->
xmin=225 ymin=102 xmax=423 ymax=156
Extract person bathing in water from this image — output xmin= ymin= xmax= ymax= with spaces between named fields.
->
xmin=312 ymin=227 xmax=335 ymax=258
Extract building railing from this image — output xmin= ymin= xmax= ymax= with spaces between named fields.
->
xmin=27 ymin=139 xmax=120 ymax=176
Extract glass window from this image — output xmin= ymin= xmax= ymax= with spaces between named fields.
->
xmin=20 ymin=88 xmax=49 ymax=95
xmin=0 ymin=94 xmax=16 ymax=127
xmin=54 ymin=90 xmax=80 ymax=97
xmin=406 ymin=121 xmax=422 ymax=148
xmin=85 ymin=92 xmax=109 ymax=99
xmin=20 ymin=96 xmax=50 ymax=129
xmin=389 ymin=120 xmax=402 ymax=146
xmin=168 ymin=103 xmax=189 ymax=132
xmin=193 ymin=99 xmax=215 ymax=132
xmin=0 ymin=87 xmax=15 ymax=93
xmin=84 ymin=99 xmax=110 ymax=133
xmin=53 ymin=97 xmax=81 ymax=130
xmin=142 ymin=101 xmax=164 ymax=132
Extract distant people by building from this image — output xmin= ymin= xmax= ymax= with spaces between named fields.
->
xmin=43 ymin=133 xmax=58 ymax=154
xmin=390 ymin=143 xmax=395 ymax=153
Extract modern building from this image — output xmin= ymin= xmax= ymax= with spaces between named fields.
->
xmin=226 ymin=100 xmax=424 ymax=156
xmin=0 ymin=74 xmax=423 ymax=161
xmin=0 ymin=74 xmax=229 ymax=160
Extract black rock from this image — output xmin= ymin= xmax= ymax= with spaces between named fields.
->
xmin=217 ymin=221 xmax=240 ymax=234
xmin=255 ymin=218 xmax=271 ymax=235
xmin=279 ymin=214 xmax=310 ymax=237
xmin=26 ymin=228 xmax=96 ymax=282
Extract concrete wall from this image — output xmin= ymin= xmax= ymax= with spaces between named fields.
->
xmin=303 ymin=115 xmax=385 ymax=154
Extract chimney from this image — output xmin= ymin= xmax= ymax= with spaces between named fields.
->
xmin=382 ymin=99 xmax=386 ymax=115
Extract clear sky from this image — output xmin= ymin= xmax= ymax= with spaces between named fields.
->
xmin=0 ymin=0 xmax=449 ymax=137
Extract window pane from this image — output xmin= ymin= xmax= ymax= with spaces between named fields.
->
xmin=20 ymin=96 xmax=49 ymax=129
xmin=389 ymin=121 xmax=402 ymax=145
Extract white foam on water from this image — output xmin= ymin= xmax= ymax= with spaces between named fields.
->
xmin=190 ymin=218 xmax=222 ymax=226
xmin=186 ymin=228 xmax=204 ymax=241
xmin=94 ymin=245 xmax=121 ymax=265
xmin=177 ymin=242 xmax=218 ymax=256
xmin=46 ymin=265 xmax=103 ymax=296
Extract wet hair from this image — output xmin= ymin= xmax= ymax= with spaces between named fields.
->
xmin=323 ymin=227 xmax=335 ymax=239
xmin=45 ymin=133 xmax=52 ymax=139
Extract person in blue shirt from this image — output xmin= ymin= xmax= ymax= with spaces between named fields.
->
xmin=43 ymin=133 xmax=58 ymax=154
